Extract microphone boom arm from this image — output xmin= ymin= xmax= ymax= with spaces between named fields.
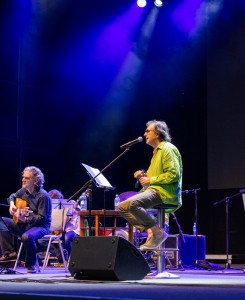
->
xmin=68 ymin=147 xmax=130 ymax=201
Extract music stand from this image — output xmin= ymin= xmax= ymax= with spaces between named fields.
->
xmin=68 ymin=147 xmax=130 ymax=239
xmin=0 ymin=217 xmax=21 ymax=274
xmin=82 ymin=163 xmax=115 ymax=191
xmin=81 ymin=163 xmax=115 ymax=236
xmin=52 ymin=199 xmax=74 ymax=216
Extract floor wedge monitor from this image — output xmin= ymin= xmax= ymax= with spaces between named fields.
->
xmin=69 ymin=236 xmax=150 ymax=281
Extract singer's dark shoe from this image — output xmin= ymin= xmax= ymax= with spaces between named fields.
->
xmin=140 ymin=231 xmax=168 ymax=251
xmin=0 ymin=252 xmax=17 ymax=261
xmin=27 ymin=264 xmax=38 ymax=274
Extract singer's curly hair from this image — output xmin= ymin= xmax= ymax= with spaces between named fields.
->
xmin=23 ymin=166 xmax=45 ymax=188
xmin=146 ymin=120 xmax=172 ymax=142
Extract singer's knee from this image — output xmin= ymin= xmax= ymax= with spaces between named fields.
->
xmin=118 ymin=199 xmax=137 ymax=213
xmin=118 ymin=201 xmax=125 ymax=212
xmin=118 ymin=200 xmax=131 ymax=214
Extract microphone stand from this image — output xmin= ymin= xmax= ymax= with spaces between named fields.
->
xmin=171 ymin=213 xmax=185 ymax=244
xmin=101 ymin=188 xmax=109 ymax=236
xmin=171 ymin=212 xmax=185 ymax=270
xmin=193 ymin=188 xmax=201 ymax=268
xmin=182 ymin=188 xmax=201 ymax=269
xmin=213 ymin=190 xmax=244 ymax=272
xmin=85 ymin=187 xmax=92 ymax=237
xmin=68 ymin=147 xmax=130 ymax=235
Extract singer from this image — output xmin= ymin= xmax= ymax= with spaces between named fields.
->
xmin=118 ymin=120 xmax=182 ymax=251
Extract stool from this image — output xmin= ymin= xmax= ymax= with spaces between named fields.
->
xmin=153 ymin=203 xmax=179 ymax=278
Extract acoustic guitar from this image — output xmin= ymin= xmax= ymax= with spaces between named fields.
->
xmin=13 ymin=198 xmax=28 ymax=224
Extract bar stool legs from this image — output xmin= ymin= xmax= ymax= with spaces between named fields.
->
xmin=154 ymin=208 xmax=179 ymax=278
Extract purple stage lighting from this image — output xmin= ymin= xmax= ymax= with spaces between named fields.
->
xmin=137 ymin=0 xmax=147 ymax=8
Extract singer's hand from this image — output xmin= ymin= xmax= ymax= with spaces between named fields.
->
xmin=134 ymin=170 xmax=145 ymax=179
xmin=139 ymin=176 xmax=150 ymax=188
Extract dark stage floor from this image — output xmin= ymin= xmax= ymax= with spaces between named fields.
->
xmin=0 ymin=263 xmax=245 ymax=300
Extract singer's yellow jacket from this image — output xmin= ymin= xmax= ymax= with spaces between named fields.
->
xmin=146 ymin=141 xmax=182 ymax=213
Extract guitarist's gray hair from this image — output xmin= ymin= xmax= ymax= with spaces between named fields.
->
xmin=23 ymin=166 xmax=45 ymax=188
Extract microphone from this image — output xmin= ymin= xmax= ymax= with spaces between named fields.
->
xmin=135 ymin=179 xmax=140 ymax=189
xmin=240 ymin=189 xmax=245 ymax=193
xmin=135 ymin=169 xmax=145 ymax=189
xmin=120 ymin=137 xmax=143 ymax=149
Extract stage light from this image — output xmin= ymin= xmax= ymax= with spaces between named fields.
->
xmin=137 ymin=0 xmax=147 ymax=8
xmin=154 ymin=0 xmax=163 ymax=7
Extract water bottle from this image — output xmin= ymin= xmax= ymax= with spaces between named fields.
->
xmin=114 ymin=194 xmax=120 ymax=211
xmin=79 ymin=192 xmax=87 ymax=210
xmin=193 ymin=222 xmax=197 ymax=236
xmin=84 ymin=218 xmax=89 ymax=236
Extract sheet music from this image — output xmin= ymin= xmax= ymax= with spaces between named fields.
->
xmin=82 ymin=163 xmax=115 ymax=190
xmin=51 ymin=199 xmax=74 ymax=216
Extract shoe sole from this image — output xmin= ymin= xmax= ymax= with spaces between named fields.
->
xmin=140 ymin=234 xmax=168 ymax=251
xmin=27 ymin=271 xmax=37 ymax=274
xmin=0 ymin=259 xmax=16 ymax=262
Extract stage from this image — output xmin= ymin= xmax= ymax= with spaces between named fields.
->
xmin=0 ymin=264 xmax=244 ymax=300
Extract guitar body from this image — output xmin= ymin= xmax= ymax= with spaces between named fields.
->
xmin=13 ymin=198 xmax=27 ymax=224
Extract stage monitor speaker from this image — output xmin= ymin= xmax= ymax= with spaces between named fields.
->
xmin=69 ymin=236 xmax=150 ymax=281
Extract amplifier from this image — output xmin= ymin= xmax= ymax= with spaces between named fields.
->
xmin=180 ymin=234 xmax=206 ymax=266
xmin=162 ymin=234 xmax=206 ymax=268
xmin=164 ymin=234 xmax=180 ymax=267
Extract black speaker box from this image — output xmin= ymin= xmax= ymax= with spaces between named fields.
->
xmin=69 ymin=236 xmax=150 ymax=281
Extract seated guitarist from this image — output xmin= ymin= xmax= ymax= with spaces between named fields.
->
xmin=0 ymin=166 xmax=52 ymax=273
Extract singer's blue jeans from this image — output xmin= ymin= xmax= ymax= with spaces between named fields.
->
xmin=118 ymin=189 xmax=162 ymax=232
xmin=0 ymin=217 xmax=49 ymax=266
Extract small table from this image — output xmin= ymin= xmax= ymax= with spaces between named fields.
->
xmin=78 ymin=210 xmax=134 ymax=242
